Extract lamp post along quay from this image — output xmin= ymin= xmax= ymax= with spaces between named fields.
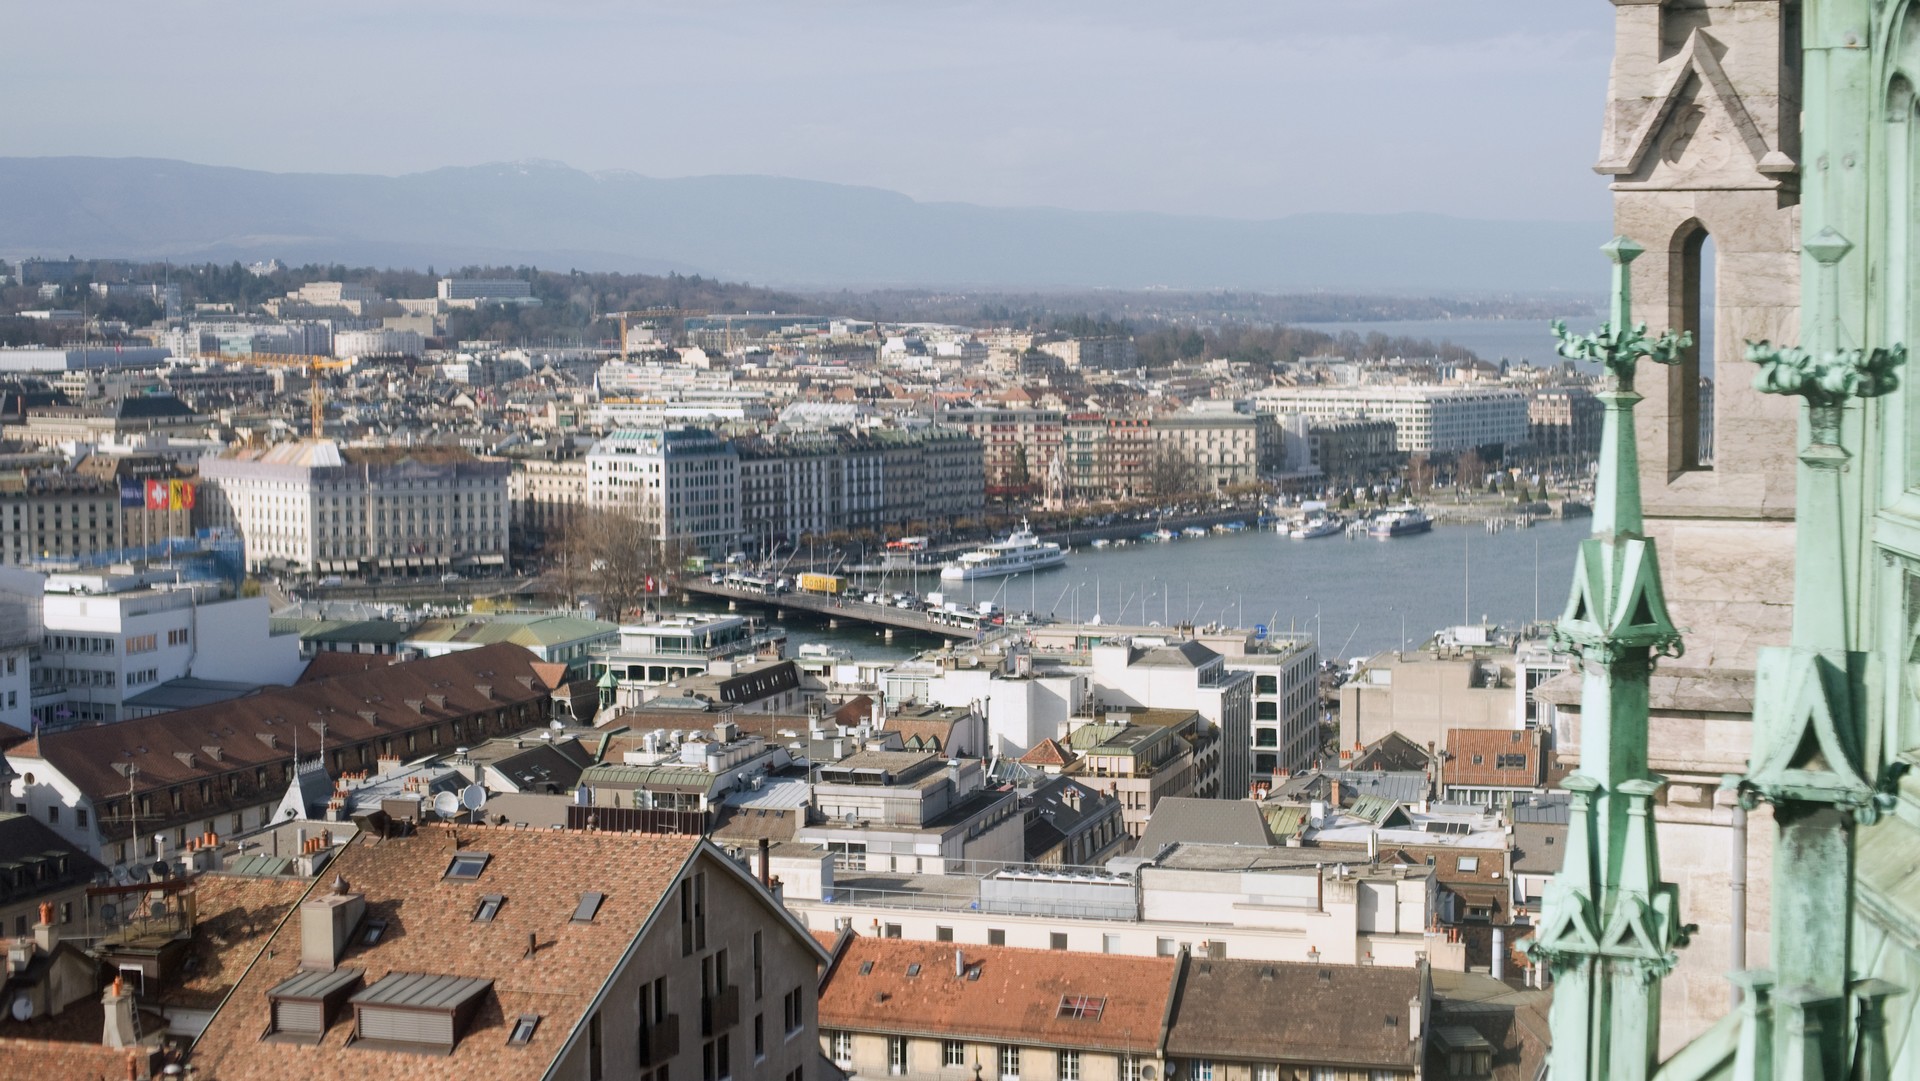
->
xmin=1530 ymin=236 xmax=1694 ymax=1081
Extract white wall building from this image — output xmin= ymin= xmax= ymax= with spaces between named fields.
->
xmin=1090 ymin=637 xmax=1256 ymax=799
xmin=1253 ymin=385 xmax=1530 ymax=454
xmin=31 ymin=576 xmax=302 ymax=727
xmin=197 ymin=440 xmax=511 ymax=577
xmin=585 ymin=427 xmax=740 ymax=558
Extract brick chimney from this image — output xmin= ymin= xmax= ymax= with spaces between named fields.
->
xmin=32 ymin=901 xmax=56 ymax=954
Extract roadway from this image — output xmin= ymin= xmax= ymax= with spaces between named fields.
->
xmin=677 ymin=579 xmax=1001 ymax=642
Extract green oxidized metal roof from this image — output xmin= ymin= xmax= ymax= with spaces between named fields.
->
xmin=580 ymin=762 xmax=717 ymax=791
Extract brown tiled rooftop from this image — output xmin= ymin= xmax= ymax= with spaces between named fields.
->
xmin=0 ymin=1040 xmax=156 ymax=1081
xmin=818 ymin=936 xmax=1178 ymax=1053
xmin=1165 ymin=956 xmax=1426 ymax=1070
xmin=1443 ymin=728 xmax=1546 ymax=789
xmin=189 ymin=823 xmax=702 ymax=1080
xmin=162 ymin=872 xmax=316 ymax=1011
xmin=16 ymin=643 xmax=554 ymax=836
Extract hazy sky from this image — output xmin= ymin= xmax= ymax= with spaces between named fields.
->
xmin=6 ymin=2 xmax=1615 ymax=222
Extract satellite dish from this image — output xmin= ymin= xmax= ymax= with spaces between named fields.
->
xmin=461 ymin=784 xmax=488 ymax=812
xmin=10 ymin=996 xmax=31 ymax=1022
xmin=432 ymin=791 xmax=460 ymax=818
xmin=100 ymin=902 xmax=118 ymax=923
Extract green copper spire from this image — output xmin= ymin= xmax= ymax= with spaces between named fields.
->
xmin=1731 ymin=222 xmax=1907 ymax=1081
xmin=1530 ymin=237 xmax=1692 ymax=1081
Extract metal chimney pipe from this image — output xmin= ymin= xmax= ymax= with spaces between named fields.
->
xmin=1491 ymin=926 xmax=1507 ymax=981
xmin=759 ymin=837 xmax=772 ymax=888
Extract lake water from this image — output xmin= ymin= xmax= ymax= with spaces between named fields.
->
xmin=751 ymin=517 xmax=1589 ymax=663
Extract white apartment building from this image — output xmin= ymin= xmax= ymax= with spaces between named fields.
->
xmin=197 ymin=440 xmax=511 ymax=577
xmin=1149 ymin=407 xmax=1280 ymax=490
xmin=1253 ymin=385 xmax=1530 ymax=454
xmin=1221 ymin=634 xmax=1322 ymax=781
xmin=585 ymin=427 xmax=739 ymax=558
xmin=436 ymin=277 xmax=537 ymax=304
xmin=1090 ymin=637 xmax=1256 ymax=799
xmin=331 ymin=328 xmax=422 ymax=358
xmin=30 ymin=575 xmax=303 ymax=728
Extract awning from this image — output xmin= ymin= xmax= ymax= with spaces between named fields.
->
xmin=477 ymin=554 xmax=506 ymax=565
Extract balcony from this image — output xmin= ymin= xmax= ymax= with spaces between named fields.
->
xmin=701 ymin=983 xmax=740 ymax=1036
xmin=640 ymin=1014 xmax=680 ymax=1066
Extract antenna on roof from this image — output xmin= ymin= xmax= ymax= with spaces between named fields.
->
xmin=432 ymin=791 xmax=460 ymax=819
xmin=461 ymin=783 xmax=489 ymax=816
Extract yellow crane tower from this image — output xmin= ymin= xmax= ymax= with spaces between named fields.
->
xmin=608 ymin=308 xmax=709 ymax=361
xmin=200 ymin=353 xmax=354 ymax=439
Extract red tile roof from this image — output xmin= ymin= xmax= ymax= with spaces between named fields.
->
xmin=1019 ymin=738 xmax=1076 ymax=768
xmin=15 ymin=643 xmax=555 ymax=840
xmin=1443 ymin=728 xmax=1546 ymax=789
xmin=0 ymin=1041 xmax=156 ymax=1080
xmin=818 ymin=937 xmax=1178 ymax=1053
xmin=162 ymin=873 xmax=315 ymax=1011
xmin=189 ymin=823 xmax=703 ymax=1080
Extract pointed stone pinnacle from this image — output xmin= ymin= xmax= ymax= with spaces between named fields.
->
xmin=1804 ymin=227 xmax=1853 ymax=266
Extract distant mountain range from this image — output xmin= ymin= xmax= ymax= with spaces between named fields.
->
xmin=0 ymin=157 xmax=1609 ymax=295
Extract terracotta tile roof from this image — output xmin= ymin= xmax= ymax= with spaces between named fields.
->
xmin=296 ymin=652 xmax=398 ymax=684
xmin=1443 ymin=728 xmax=1546 ymax=789
xmin=161 ymin=873 xmax=315 ymax=1011
xmin=1165 ymin=957 xmax=1425 ymax=1070
xmin=0 ymin=1040 xmax=156 ymax=1080
xmin=14 ymin=643 xmax=555 ymax=839
xmin=818 ymin=936 xmax=1178 ymax=1053
xmin=189 ymin=823 xmax=703 ymax=1080
xmin=832 ymin=696 xmax=875 ymax=727
xmin=1019 ymin=738 xmax=1076 ymax=768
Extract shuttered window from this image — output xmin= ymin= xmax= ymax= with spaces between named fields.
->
xmin=358 ymin=1007 xmax=455 ymax=1045
xmin=273 ymin=999 xmax=322 ymax=1035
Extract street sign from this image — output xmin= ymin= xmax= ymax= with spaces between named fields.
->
xmin=1254 ymin=624 xmax=1268 ymax=639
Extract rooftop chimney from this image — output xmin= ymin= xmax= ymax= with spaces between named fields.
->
xmin=955 ymin=948 xmax=965 ymax=977
xmin=1407 ymin=994 xmax=1423 ymax=1042
xmin=33 ymin=901 xmax=57 ymax=955
xmin=299 ymin=877 xmax=366 ymax=972
xmin=102 ymin=977 xmax=138 ymax=1048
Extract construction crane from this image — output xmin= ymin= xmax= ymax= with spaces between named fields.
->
xmin=198 ymin=353 xmax=354 ymax=439
xmin=607 ymin=308 xmax=709 ymax=361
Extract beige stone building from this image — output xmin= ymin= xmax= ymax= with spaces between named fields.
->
xmin=1547 ymin=0 xmax=1800 ymax=1054
xmin=1338 ymin=651 xmax=1523 ymax=756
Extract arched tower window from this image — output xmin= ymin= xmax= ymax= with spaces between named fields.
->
xmin=1674 ymin=224 xmax=1717 ymax=470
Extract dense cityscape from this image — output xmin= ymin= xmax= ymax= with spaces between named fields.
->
xmin=3 ymin=3 xmax=1917 ymax=1081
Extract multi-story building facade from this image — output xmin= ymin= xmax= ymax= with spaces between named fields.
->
xmin=1036 ymin=335 xmax=1138 ymax=371
xmin=1275 ymin=415 xmax=1400 ymax=485
xmin=1148 ymin=408 xmax=1279 ymax=492
xmin=1090 ymin=637 xmax=1253 ymax=800
xmin=795 ymin=750 xmax=1025 ymax=874
xmin=1254 ymin=385 xmax=1530 ymax=454
xmin=506 ymin=451 xmax=589 ymax=553
xmin=198 ymin=440 xmax=511 ymax=577
xmin=1062 ymin=415 xmax=1153 ymax=503
xmin=32 ymin=576 xmax=303 ymax=727
xmin=736 ymin=426 xmax=984 ymax=550
xmin=1526 ymin=386 xmax=1602 ymax=462
xmin=1064 ymin=708 xmax=1216 ymax=839
xmin=586 ymin=427 xmax=740 ymax=559
xmin=0 ymin=473 xmax=119 ymax=564
xmin=941 ymin=406 xmax=1064 ymax=498
xmin=1222 ymin=635 xmax=1321 ymax=782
